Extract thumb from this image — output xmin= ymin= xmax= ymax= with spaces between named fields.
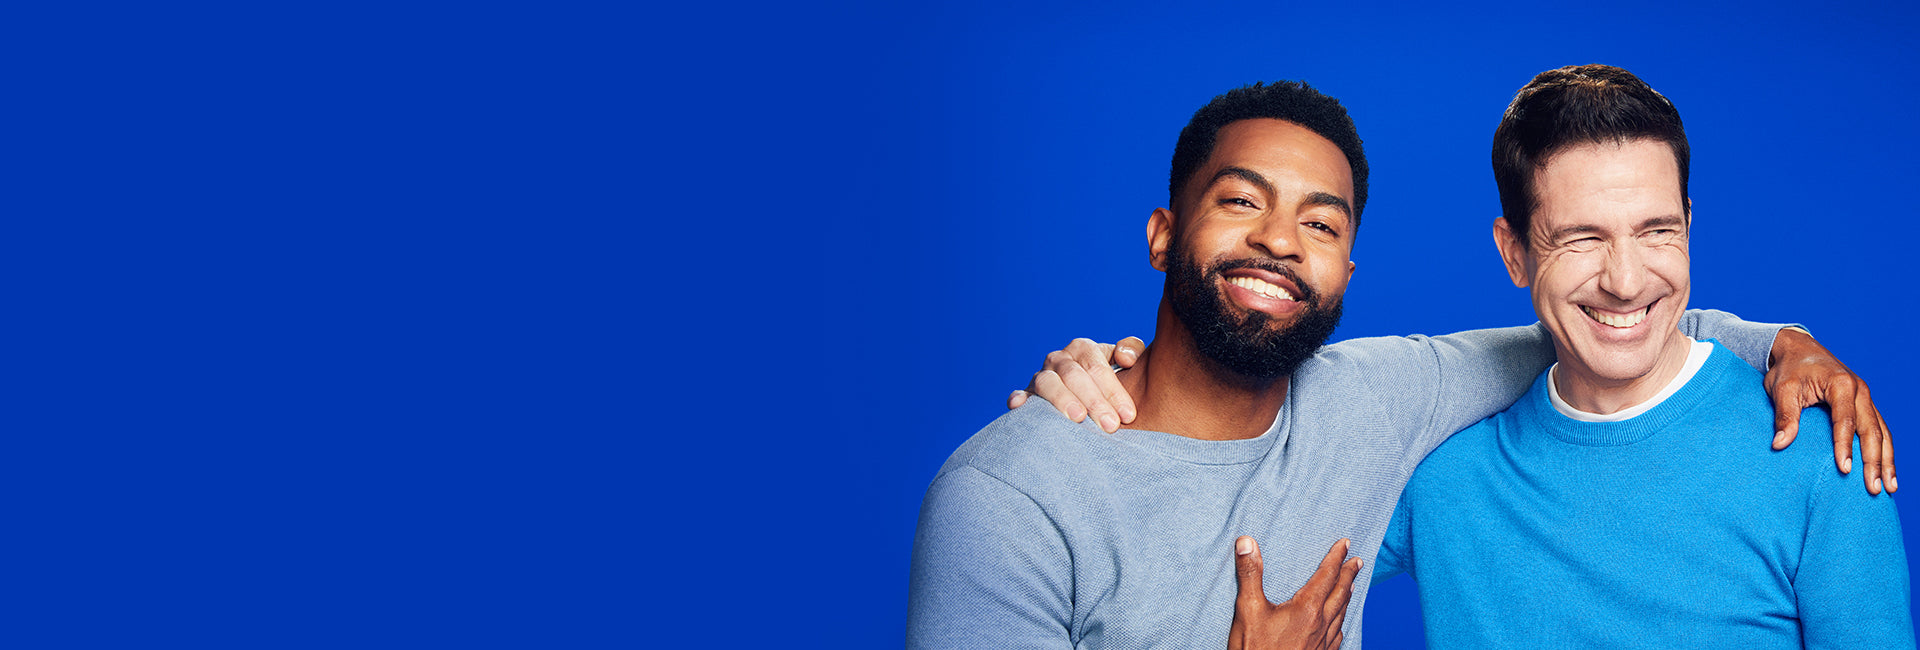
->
xmin=1116 ymin=337 xmax=1146 ymax=368
xmin=1234 ymin=536 xmax=1268 ymax=607
xmin=1770 ymin=382 xmax=1800 ymax=450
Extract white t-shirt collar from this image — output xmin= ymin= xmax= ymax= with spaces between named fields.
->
xmin=1548 ymin=337 xmax=1713 ymax=423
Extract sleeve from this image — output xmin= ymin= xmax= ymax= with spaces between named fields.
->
xmin=1385 ymin=309 xmax=1785 ymax=460
xmin=1795 ymin=437 xmax=1916 ymax=649
xmin=1365 ymin=324 xmax=1554 ymax=459
xmin=1679 ymin=308 xmax=1790 ymax=373
xmin=1372 ymin=493 xmax=1414 ymax=584
xmin=906 ymin=466 xmax=1075 ymax=649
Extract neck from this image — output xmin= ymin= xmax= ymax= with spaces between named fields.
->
xmin=1551 ymin=330 xmax=1694 ymax=414
xmin=1117 ymin=301 xmax=1290 ymax=441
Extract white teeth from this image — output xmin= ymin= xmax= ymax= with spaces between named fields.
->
xmin=1229 ymin=276 xmax=1294 ymax=301
xmin=1582 ymin=305 xmax=1648 ymax=328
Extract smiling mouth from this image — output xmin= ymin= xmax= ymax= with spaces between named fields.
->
xmin=1228 ymin=276 xmax=1295 ymax=301
xmin=1581 ymin=303 xmax=1651 ymax=328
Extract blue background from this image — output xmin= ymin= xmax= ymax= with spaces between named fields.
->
xmin=12 ymin=0 xmax=1916 ymax=647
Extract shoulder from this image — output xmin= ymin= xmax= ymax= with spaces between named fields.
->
xmin=1767 ymin=406 xmax=1849 ymax=486
xmin=1310 ymin=333 xmax=1440 ymax=366
xmin=931 ymin=397 xmax=1112 ymax=499
xmin=1294 ymin=334 xmax=1450 ymax=390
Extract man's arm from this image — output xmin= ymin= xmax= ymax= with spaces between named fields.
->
xmin=1010 ymin=310 xmax=1895 ymax=492
xmin=1795 ymin=436 xmax=1914 ymax=649
xmin=1390 ymin=309 xmax=1793 ymax=459
xmin=906 ymin=466 xmax=1073 ymax=649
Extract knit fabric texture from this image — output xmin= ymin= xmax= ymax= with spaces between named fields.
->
xmin=908 ymin=311 xmax=1783 ymax=648
xmin=1375 ymin=342 xmax=1913 ymax=648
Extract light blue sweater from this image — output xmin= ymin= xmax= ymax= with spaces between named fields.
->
xmin=908 ymin=312 xmax=1785 ymax=649
xmin=1374 ymin=342 xmax=1912 ymax=648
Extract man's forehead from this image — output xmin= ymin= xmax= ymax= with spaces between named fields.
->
xmin=1533 ymin=141 xmax=1684 ymax=219
xmin=1197 ymin=119 xmax=1353 ymax=193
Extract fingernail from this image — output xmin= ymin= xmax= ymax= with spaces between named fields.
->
xmin=1099 ymin=414 xmax=1119 ymax=432
xmin=1236 ymin=537 xmax=1252 ymax=555
xmin=1844 ymin=457 xmax=1853 ymax=473
xmin=1890 ymin=476 xmax=1899 ymax=492
xmin=1772 ymin=431 xmax=1786 ymax=448
xmin=1875 ymin=478 xmax=1885 ymax=494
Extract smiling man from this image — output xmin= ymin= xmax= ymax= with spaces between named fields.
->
xmin=909 ymin=83 xmax=1375 ymax=649
xmin=1370 ymin=65 xmax=1911 ymax=647
xmin=908 ymin=80 xmax=1884 ymax=649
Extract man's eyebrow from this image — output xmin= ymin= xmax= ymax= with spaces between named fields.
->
xmin=1302 ymin=191 xmax=1353 ymax=220
xmin=1206 ymin=166 xmax=1277 ymax=198
xmin=1638 ymin=215 xmax=1687 ymax=230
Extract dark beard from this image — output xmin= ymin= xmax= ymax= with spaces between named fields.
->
xmin=1165 ymin=245 xmax=1344 ymax=384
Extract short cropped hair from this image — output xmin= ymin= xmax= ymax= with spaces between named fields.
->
xmin=1492 ymin=64 xmax=1690 ymax=247
xmin=1169 ymin=81 xmax=1369 ymax=231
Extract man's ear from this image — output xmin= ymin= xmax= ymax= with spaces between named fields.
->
xmin=1492 ymin=217 xmax=1531 ymax=288
xmin=1148 ymin=208 xmax=1175 ymax=272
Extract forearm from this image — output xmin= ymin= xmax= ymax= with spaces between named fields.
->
xmin=1679 ymin=308 xmax=1791 ymax=372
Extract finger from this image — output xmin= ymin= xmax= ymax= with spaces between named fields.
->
xmin=1827 ymin=379 xmax=1858 ymax=475
xmin=1028 ymin=369 xmax=1087 ymax=422
xmin=1063 ymin=339 xmax=1139 ymax=425
xmin=1770 ymin=378 xmax=1801 ymax=450
xmin=1327 ymin=631 xmax=1343 ymax=650
xmin=1116 ymin=336 xmax=1146 ymax=369
xmin=1318 ymin=557 xmax=1360 ymax=646
xmin=1855 ymin=386 xmax=1885 ymax=494
xmin=1234 ymin=536 xmax=1269 ymax=608
xmin=1054 ymin=360 xmax=1123 ymax=433
xmin=1091 ymin=357 xmax=1137 ymax=426
xmin=1298 ymin=538 xmax=1349 ymax=603
xmin=1324 ymin=557 xmax=1362 ymax=615
xmin=1880 ymin=419 xmax=1897 ymax=493
xmin=1064 ymin=338 xmax=1111 ymax=371
xmin=1008 ymin=389 xmax=1028 ymax=410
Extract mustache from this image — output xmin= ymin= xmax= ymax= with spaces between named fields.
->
xmin=1209 ymin=259 xmax=1318 ymax=305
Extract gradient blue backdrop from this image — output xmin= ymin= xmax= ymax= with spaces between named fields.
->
xmin=12 ymin=0 xmax=1915 ymax=647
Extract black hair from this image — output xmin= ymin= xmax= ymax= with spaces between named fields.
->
xmin=1491 ymin=64 xmax=1690 ymax=247
xmin=1168 ymin=81 xmax=1368 ymax=231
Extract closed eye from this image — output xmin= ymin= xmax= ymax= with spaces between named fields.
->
xmin=1566 ymin=236 xmax=1604 ymax=251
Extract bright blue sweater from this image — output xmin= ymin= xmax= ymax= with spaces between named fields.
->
xmin=1374 ymin=342 xmax=1913 ymax=648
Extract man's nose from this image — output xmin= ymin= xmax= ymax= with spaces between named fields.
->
xmin=1598 ymin=242 xmax=1648 ymax=300
xmin=1247 ymin=217 xmax=1302 ymax=261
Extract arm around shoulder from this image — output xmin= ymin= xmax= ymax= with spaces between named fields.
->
xmin=907 ymin=465 xmax=1075 ymax=649
xmin=1351 ymin=324 xmax=1552 ymax=457
xmin=1679 ymin=308 xmax=1788 ymax=372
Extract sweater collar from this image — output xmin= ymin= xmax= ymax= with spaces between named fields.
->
xmin=1522 ymin=340 xmax=1740 ymax=447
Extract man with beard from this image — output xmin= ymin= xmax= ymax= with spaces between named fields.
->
xmin=911 ymin=81 xmax=1887 ymax=649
